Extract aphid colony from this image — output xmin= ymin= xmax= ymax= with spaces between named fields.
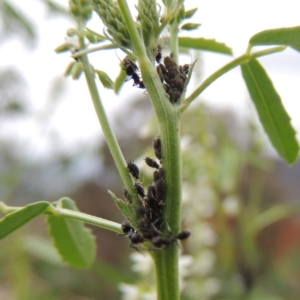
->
xmin=123 ymin=45 xmax=189 ymax=105
xmin=156 ymin=55 xmax=189 ymax=104
xmin=120 ymin=136 xmax=190 ymax=251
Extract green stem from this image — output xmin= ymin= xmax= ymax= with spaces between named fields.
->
xmin=116 ymin=2 xmax=182 ymax=299
xmin=77 ymin=32 xmax=137 ymax=202
xmin=49 ymin=206 xmax=122 ymax=233
xmin=0 ymin=201 xmax=122 ymax=234
xmin=179 ymin=45 xmax=287 ymax=113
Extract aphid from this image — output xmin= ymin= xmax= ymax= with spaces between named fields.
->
xmin=123 ymin=188 xmax=132 ymax=203
xmin=153 ymin=137 xmax=162 ymax=160
xmin=131 ymin=72 xmax=141 ymax=86
xmin=151 ymin=236 xmax=175 ymax=248
xmin=127 ymin=231 xmax=145 ymax=252
xmin=123 ymin=58 xmax=138 ymax=77
xmin=147 ymin=185 xmax=157 ymax=199
xmin=138 ymin=80 xmax=145 ymax=89
xmin=120 ymin=220 xmax=134 ymax=235
xmin=134 ymin=182 xmax=146 ymax=198
xmin=154 ymin=177 xmax=164 ymax=201
xmin=145 ymin=157 xmax=160 ymax=169
xmin=176 ymin=229 xmax=191 ymax=240
xmin=127 ymin=160 xmax=139 ymax=179
xmin=155 ymin=45 xmax=162 ymax=64
xmin=180 ymin=64 xmax=190 ymax=76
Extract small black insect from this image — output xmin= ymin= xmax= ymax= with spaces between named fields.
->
xmin=123 ymin=58 xmax=138 ymax=77
xmin=155 ymin=45 xmax=162 ymax=64
xmin=153 ymin=137 xmax=162 ymax=160
xmin=127 ymin=231 xmax=145 ymax=252
xmin=123 ymin=188 xmax=132 ymax=203
xmin=176 ymin=229 xmax=191 ymax=240
xmin=151 ymin=236 xmax=175 ymax=248
xmin=127 ymin=160 xmax=139 ymax=180
xmin=120 ymin=220 xmax=134 ymax=235
xmin=154 ymin=177 xmax=164 ymax=201
xmin=131 ymin=72 xmax=141 ymax=86
xmin=145 ymin=157 xmax=160 ymax=169
xmin=134 ymin=182 xmax=146 ymax=198
xmin=138 ymin=80 xmax=145 ymax=89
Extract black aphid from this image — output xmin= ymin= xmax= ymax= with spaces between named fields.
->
xmin=151 ymin=236 xmax=175 ymax=248
xmin=177 ymin=229 xmax=191 ymax=240
xmin=134 ymin=182 xmax=146 ymax=197
xmin=154 ymin=177 xmax=164 ymax=201
xmin=123 ymin=188 xmax=132 ymax=203
xmin=127 ymin=160 xmax=139 ymax=179
xmin=123 ymin=58 xmax=138 ymax=77
xmin=131 ymin=72 xmax=141 ymax=86
xmin=155 ymin=45 xmax=162 ymax=64
xmin=153 ymin=167 xmax=164 ymax=182
xmin=153 ymin=137 xmax=162 ymax=160
xmin=120 ymin=220 xmax=134 ymax=235
xmin=145 ymin=157 xmax=160 ymax=169
xmin=138 ymin=81 xmax=145 ymax=89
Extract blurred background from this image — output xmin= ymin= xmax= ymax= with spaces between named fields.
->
xmin=0 ymin=0 xmax=300 ymax=299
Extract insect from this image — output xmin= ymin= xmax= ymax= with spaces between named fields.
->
xmin=153 ymin=137 xmax=162 ymax=160
xmin=134 ymin=182 xmax=146 ymax=198
xmin=177 ymin=229 xmax=191 ymax=240
xmin=145 ymin=157 xmax=160 ymax=169
xmin=127 ymin=160 xmax=139 ymax=180
xmin=155 ymin=44 xmax=162 ymax=64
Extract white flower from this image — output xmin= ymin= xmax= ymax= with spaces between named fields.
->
xmin=193 ymin=249 xmax=215 ymax=276
xmin=142 ymin=292 xmax=156 ymax=300
xmin=223 ymin=195 xmax=240 ymax=216
xmin=118 ymin=284 xmax=140 ymax=300
xmin=130 ymin=252 xmax=153 ymax=275
xmin=203 ymin=278 xmax=221 ymax=296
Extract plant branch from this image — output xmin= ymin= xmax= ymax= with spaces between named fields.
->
xmin=48 ymin=206 xmax=122 ymax=233
xmin=179 ymin=45 xmax=287 ymax=113
xmin=77 ymin=31 xmax=137 ymax=202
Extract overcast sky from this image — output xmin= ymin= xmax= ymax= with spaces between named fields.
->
xmin=2 ymin=0 xmax=300 ymax=159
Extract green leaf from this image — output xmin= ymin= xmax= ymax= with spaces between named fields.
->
xmin=179 ymin=37 xmax=232 ymax=55
xmin=180 ymin=23 xmax=201 ymax=31
xmin=108 ymin=190 xmax=136 ymax=221
xmin=96 ymin=70 xmax=114 ymax=89
xmin=0 ymin=202 xmax=50 ymax=239
xmin=184 ymin=8 xmax=198 ymax=19
xmin=47 ymin=198 xmax=96 ymax=268
xmin=249 ymin=26 xmax=300 ymax=52
xmin=241 ymin=58 xmax=299 ymax=163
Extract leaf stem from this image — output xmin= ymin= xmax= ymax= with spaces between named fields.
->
xmin=49 ymin=206 xmax=122 ymax=233
xmin=179 ymin=45 xmax=287 ymax=113
xmin=77 ymin=32 xmax=137 ymax=203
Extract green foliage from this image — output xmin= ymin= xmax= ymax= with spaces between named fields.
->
xmin=0 ymin=202 xmax=50 ymax=239
xmin=47 ymin=198 xmax=96 ymax=268
xmin=250 ymin=26 xmax=300 ymax=52
xmin=241 ymin=58 xmax=299 ymax=163
xmin=179 ymin=37 xmax=233 ymax=54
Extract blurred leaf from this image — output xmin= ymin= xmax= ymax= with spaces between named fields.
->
xmin=47 ymin=198 xmax=96 ymax=268
xmin=96 ymin=70 xmax=114 ymax=89
xmin=0 ymin=1 xmax=37 ymax=46
xmin=42 ymin=0 xmax=69 ymax=17
xmin=184 ymin=7 xmax=198 ymax=19
xmin=252 ymin=204 xmax=300 ymax=233
xmin=86 ymin=28 xmax=107 ymax=43
xmin=249 ymin=26 xmax=300 ymax=52
xmin=179 ymin=37 xmax=232 ymax=55
xmin=180 ymin=23 xmax=201 ymax=31
xmin=114 ymin=67 xmax=127 ymax=94
xmin=0 ymin=202 xmax=50 ymax=239
xmin=241 ymin=58 xmax=299 ymax=164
